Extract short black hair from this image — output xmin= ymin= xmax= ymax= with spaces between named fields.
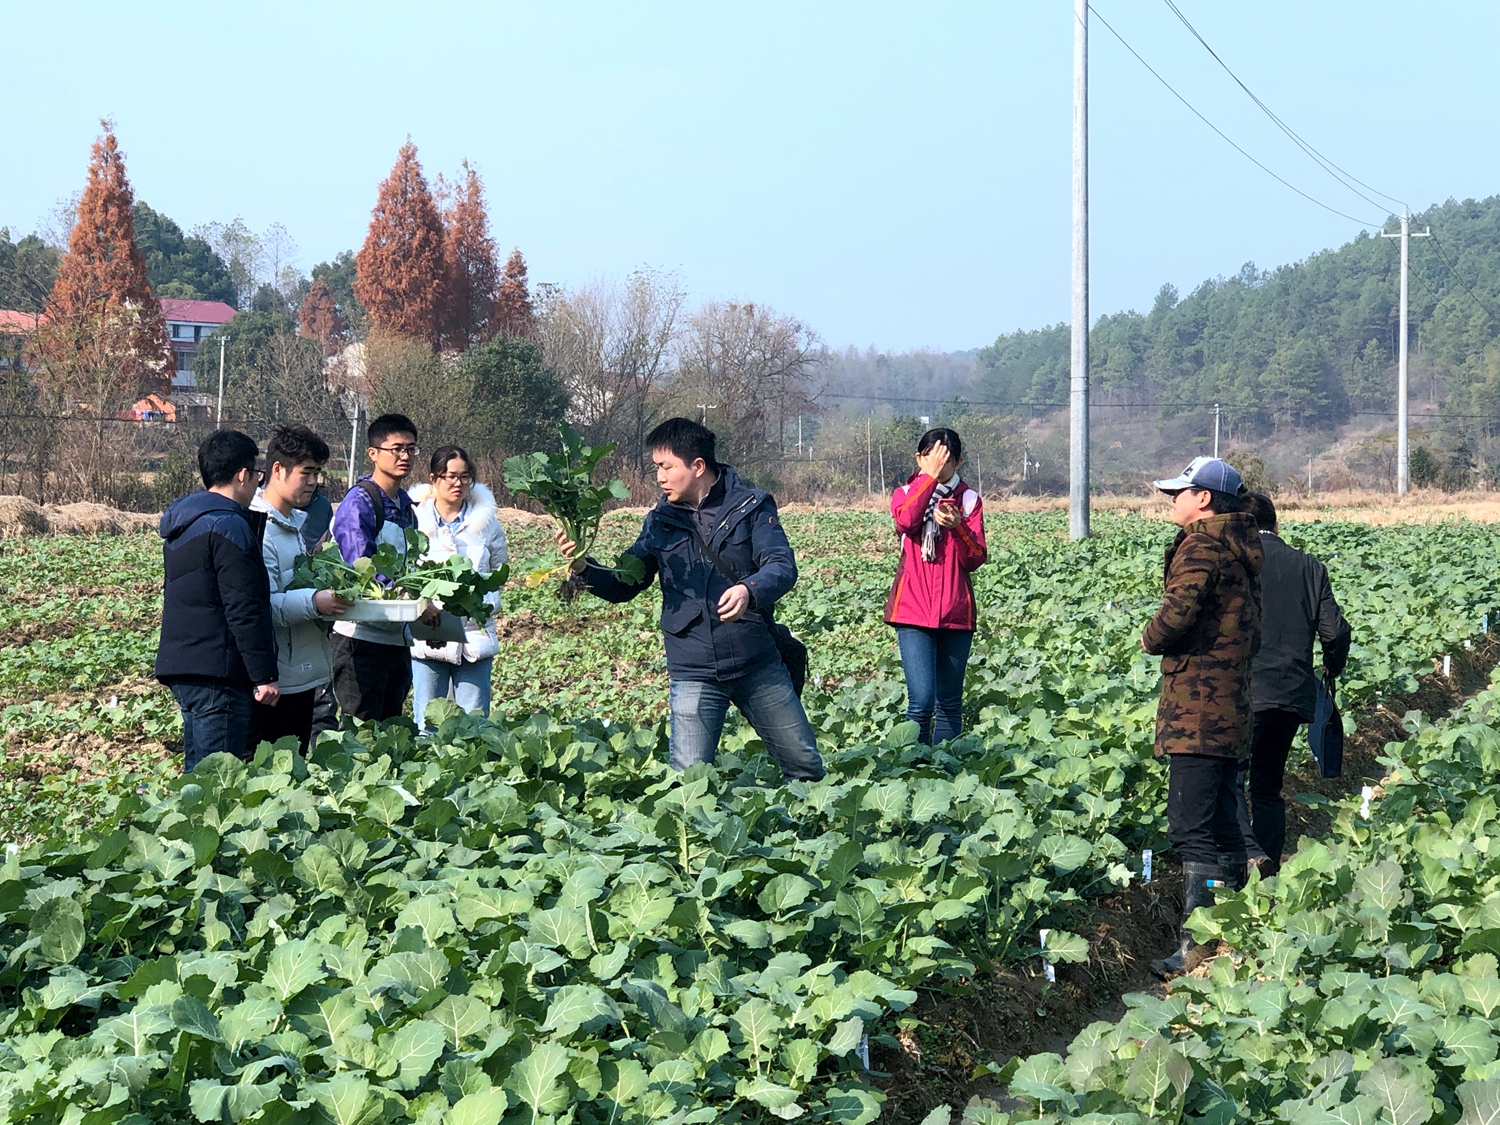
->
xmin=198 ymin=430 xmax=260 ymax=488
xmin=429 ymin=444 xmax=476 ymax=479
xmin=1194 ymin=487 xmax=1243 ymax=515
xmin=266 ymin=424 xmax=330 ymax=471
xmin=1244 ymin=491 xmax=1277 ymax=530
xmin=646 ymin=417 xmax=718 ymax=469
xmin=917 ymin=427 xmax=963 ymax=461
xmin=368 ymin=413 xmax=418 ymax=447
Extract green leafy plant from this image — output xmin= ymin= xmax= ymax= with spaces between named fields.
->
xmin=504 ymin=422 xmax=646 ymax=589
xmin=289 ymin=528 xmax=508 ymax=623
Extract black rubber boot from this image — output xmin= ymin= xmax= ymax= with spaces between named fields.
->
xmin=1155 ymin=862 xmax=1230 ymax=975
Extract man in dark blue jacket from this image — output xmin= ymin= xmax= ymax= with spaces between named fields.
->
xmin=155 ymin=430 xmax=280 ymax=770
xmin=559 ymin=418 xmax=824 ymax=781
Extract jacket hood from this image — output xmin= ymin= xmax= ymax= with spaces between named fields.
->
xmin=160 ymin=490 xmax=246 ymax=542
xmin=410 ymin=482 xmax=499 ymax=532
xmin=251 ymin=491 xmax=308 ymax=533
xmin=1183 ymin=511 xmax=1264 ymax=576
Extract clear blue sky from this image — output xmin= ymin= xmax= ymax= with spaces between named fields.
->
xmin=5 ymin=2 xmax=1495 ymax=351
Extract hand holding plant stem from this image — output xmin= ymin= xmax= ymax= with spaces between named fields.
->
xmin=505 ymin=422 xmax=646 ymax=589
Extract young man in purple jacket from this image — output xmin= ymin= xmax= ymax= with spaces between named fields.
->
xmin=329 ymin=412 xmax=438 ymax=721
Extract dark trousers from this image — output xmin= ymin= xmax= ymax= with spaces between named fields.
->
xmin=247 ymin=688 xmax=317 ymax=756
xmin=895 ymin=625 xmax=974 ymax=744
xmin=331 ymin=634 xmax=412 ymax=722
xmin=169 ymin=680 xmax=253 ymax=771
xmin=1234 ymin=708 xmax=1302 ymax=870
xmin=1167 ymin=753 xmax=1246 ymax=866
xmin=308 ymin=682 xmax=339 ymax=742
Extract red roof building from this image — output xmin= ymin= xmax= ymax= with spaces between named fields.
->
xmin=160 ymin=298 xmax=236 ymax=391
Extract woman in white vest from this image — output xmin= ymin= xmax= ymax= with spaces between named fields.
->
xmin=409 ymin=446 xmax=508 ymax=729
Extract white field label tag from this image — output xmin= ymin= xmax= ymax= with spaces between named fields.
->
xmin=1039 ymin=929 xmax=1056 ymax=982
xmin=1361 ymin=785 xmax=1374 ymax=820
xmin=1142 ymin=849 xmax=1153 ymax=883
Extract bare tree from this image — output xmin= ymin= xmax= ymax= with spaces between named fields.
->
xmin=538 ymin=268 xmax=684 ymax=461
xmin=673 ymin=301 xmax=823 ymax=467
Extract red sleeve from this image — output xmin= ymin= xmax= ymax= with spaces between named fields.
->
xmin=891 ymin=474 xmax=939 ymax=538
xmin=952 ymin=494 xmax=988 ymax=572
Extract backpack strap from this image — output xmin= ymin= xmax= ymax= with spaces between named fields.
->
xmin=355 ymin=479 xmax=387 ymax=536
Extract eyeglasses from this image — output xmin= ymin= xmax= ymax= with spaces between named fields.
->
xmin=376 ymin=444 xmax=420 ymax=458
xmin=435 ymin=473 xmax=473 ymax=485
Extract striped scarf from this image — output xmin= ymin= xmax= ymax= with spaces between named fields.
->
xmin=921 ymin=477 xmax=958 ymax=562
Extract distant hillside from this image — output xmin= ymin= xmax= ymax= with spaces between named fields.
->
xmin=972 ymin=195 xmax=1500 ymax=437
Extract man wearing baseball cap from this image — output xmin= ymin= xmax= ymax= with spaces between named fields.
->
xmin=1141 ymin=456 xmax=1264 ymax=975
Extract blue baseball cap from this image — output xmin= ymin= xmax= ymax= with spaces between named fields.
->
xmin=1153 ymin=456 xmax=1245 ymax=496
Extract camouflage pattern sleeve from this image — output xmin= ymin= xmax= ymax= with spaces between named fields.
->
xmin=1141 ymin=535 xmax=1216 ymax=655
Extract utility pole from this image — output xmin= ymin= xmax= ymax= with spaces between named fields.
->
xmin=866 ymin=417 xmax=873 ymax=493
xmin=878 ymin=444 xmax=885 ymax=492
xmin=1213 ymin=403 xmax=1221 ymax=459
xmin=347 ymin=401 xmax=362 ymax=490
xmin=215 ymin=334 xmax=228 ymax=429
xmin=1069 ymin=0 xmax=1091 ymax=539
xmin=1380 ymin=206 xmax=1430 ymax=496
xmin=696 ymin=403 xmax=716 ymax=426
xmin=797 ymin=414 xmax=803 ymax=456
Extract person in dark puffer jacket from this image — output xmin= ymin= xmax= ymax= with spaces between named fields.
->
xmin=155 ymin=430 xmax=280 ymax=770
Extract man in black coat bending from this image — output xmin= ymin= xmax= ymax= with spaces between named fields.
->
xmin=155 ymin=430 xmax=280 ymax=770
xmin=1238 ymin=492 xmax=1351 ymax=875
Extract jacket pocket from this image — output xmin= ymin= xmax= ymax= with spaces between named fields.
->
xmin=1161 ymin=653 xmax=1190 ymax=676
xmin=661 ymin=603 xmax=704 ymax=636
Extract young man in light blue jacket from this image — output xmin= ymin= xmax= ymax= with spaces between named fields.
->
xmin=249 ymin=425 xmax=351 ymax=752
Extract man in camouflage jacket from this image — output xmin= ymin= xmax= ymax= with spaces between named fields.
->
xmin=1141 ymin=456 xmax=1263 ymax=975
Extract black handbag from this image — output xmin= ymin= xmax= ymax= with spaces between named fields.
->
xmin=689 ymin=527 xmax=808 ymax=697
xmin=1309 ymin=673 xmax=1343 ymax=779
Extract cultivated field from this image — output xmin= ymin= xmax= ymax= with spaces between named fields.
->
xmin=0 ymin=508 xmax=1497 ymax=1122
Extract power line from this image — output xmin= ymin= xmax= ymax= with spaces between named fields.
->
xmin=1088 ymin=5 xmax=1383 ymax=227
xmin=1160 ymin=0 xmax=1404 ymax=213
xmin=1424 ymin=227 xmax=1500 ymax=325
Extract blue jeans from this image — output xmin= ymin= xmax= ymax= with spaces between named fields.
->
xmin=895 ymin=626 xmax=974 ymax=744
xmin=669 ymin=660 xmax=825 ymax=780
xmin=411 ymin=657 xmax=493 ymax=730
xmin=169 ymin=680 xmax=253 ymax=771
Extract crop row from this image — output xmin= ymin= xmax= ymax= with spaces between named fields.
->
xmin=970 ymin=669 xmax=1500 ymax=1125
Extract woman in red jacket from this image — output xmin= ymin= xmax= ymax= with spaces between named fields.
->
xmin=884 ymin=428 xmax=989 ymax=744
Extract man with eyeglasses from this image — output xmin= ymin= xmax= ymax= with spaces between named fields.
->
xmin=330 ymin=412 xmax=438 ymax=721
xmin=155 ymin=430 xmax=280 ymax=770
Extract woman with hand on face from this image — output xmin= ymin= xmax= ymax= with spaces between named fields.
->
xmin=408 ymin=446 xmax=508 ymax=730
xmin=884 ymin=428 xmax=989 ymax=745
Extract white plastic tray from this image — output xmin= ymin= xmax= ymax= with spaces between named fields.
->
xmin=342 ymin=597 xmax=428 ymax=622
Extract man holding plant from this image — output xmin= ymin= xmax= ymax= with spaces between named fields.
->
xmin=330 ymin=412 xmax=440 ymax=722
xmin=250 ymin=425 xmax=351 ymax=753
xmin=556 ymin=418 xmax=824 ymax=782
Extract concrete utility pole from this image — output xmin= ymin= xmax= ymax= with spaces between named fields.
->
xmin=1069 ymin=0 xmax=1091 ymax=539
xmin=866 ymin=417 xmax=873 ymax=493
xmin=215 ymin=335 xmax=228 ymax=429
xmin=696 ymin=403 xmax=716 ymax=426
xmin=347 ymin=401 xmax=361 ymax=490
xmin=1213 ymin=403 xmax=1221 ymax=458
xmin=1380 ymin=206 xmax=1429 ymax=496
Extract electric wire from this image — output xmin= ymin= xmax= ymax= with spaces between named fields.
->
xmin=1087 ymin=5 xmax=1384 ymax=228
xmin=1424 ymin=227 xmax=1500 ymax=325
xmin=1160 ymin=0 xmax=1405 ymax=213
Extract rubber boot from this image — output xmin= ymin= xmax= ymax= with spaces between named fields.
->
xmin=1155 ymin=862 xmax=1231 ymax=975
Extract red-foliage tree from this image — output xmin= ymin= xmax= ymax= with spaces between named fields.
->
xmin=441 ymin=162 xmax=499 ymax=349
xmin=354 ymin=141 xmax=447 ymax=346
xmin=37 ymin=123 xmax=173 ymax=406
xmin=299 ymin=277 xmax=347 ymax=355
xmin=492 ymin=249 xmax=536 ymax=340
